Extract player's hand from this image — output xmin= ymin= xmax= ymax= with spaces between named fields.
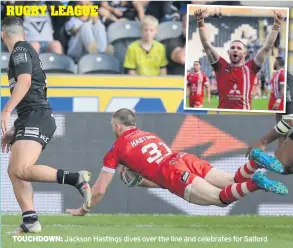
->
xmin=272 ymin=101 xmax=280 ymax=110
xmin=66 ymin=208 xmax=87 ymax=216
xmin=1 ymin=111 xmax=11 ymax=136
xmin=195 ymin=8 xmax=207 ymax=22
xmin=1 ymin=130 xmax=14 ymax=153
xmin=246 ymin=141 xmax=266 ymax=157
xmin=273 ymin=10 xmax=285 ymax=25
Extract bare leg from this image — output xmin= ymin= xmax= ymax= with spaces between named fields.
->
xmin=8 ymin=140 xmax=91 ymax=212
xmin=184 ymin=177 xmax=258 ymax=206
xmin=47 ymin=40 xmax=63 ymax=54
xmin=8 ymin=140 xmax=57 ymax=213
xmin=8 ymin=140 xmax=58 ymax=183
xmin=184 ymin=177 xmax=223 ymax=206
xmin=204 ymin=168 xmax=235 ymax=188
xmin=205 ymin=160 xmax=259 ymax=187
xmin=29 ymin=41 xmax=41 ymax=54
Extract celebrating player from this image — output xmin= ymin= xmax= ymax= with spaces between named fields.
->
xmin=268 ymin=57 xmax=285 ymax=111
xmin=66 ymin=108 xmax=288 ymax=216
xmin=247 ymin=72 xmax=293 ymax=174
xmin=196 ymin=8 xmax=284 ymax=110
xmin=187 ymin=61 xmax=210 ymax=108
xmin=1 ymin=17 xmax=92 ymax=233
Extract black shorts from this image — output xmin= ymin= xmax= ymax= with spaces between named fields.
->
xmin=12 ymin=109 xmax=57 ymax=150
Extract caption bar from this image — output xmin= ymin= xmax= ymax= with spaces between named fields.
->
xmin=12 ymin=235 xmax=268 ymax=243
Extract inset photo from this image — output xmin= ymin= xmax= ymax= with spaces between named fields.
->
xmin=184 ymin=5 xmax=289 ymax=113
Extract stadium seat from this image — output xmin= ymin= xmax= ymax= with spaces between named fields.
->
xmin=107 ymin=21 xmax=141 ymax=63
xmin=39 ymin=53 xmax=76 ymax=74
xmin=108 ymin=21 xmax=141 ymax=44
xmin=1 ymin=52 xmax=10 ymax=73
xmin=156 ymin=21 xmax=182 ymax=42
xmin=77 ymin=53 xmax=122 ymax=74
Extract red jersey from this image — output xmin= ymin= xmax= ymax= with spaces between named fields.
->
xmin=270 ymin=69 xmax=285 ymax=102
xmin=212 ymin=57 xmax=261 ymax=110
xmin=187 ymin=71 xmax=209 ymax=98
xmin=103 ymin=128 xmax=175 ymax=188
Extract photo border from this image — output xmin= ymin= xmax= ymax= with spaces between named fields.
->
xmin=183 ymin=4 xmax=290 ymax=114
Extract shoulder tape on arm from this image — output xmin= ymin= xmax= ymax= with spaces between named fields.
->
xmin=282 ymin=114 xmax=293 ymax=120
xmin=274 ymin=117 xmax=293 ymax=135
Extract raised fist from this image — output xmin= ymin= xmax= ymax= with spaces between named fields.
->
xmin=195 ymin=8 xmax=207 ymax=22
xmin=273 ymin=10 xmax=285 ymax=26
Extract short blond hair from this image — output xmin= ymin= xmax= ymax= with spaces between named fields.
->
xmin=140 ymin=15 xmax=159 ymax=28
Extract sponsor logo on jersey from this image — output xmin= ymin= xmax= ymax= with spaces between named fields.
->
xmin=13 ymin=52 xmax=28 ymax=65
xmin=180 ymin=172 xmax=190 ymax=183
xmin=225 ymin=68 xmax=231 ymax=73
xmin=40 ymin=134 xmax=49 ymax=143
xmin=229 ymin=83 xmax=241 ymax=94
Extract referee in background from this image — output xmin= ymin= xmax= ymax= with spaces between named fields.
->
xmin=1 ymin=17 xmax=92 ymax=234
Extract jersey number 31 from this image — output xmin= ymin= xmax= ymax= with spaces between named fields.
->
xmin=141 ymin=142 xmax=172 ymax=164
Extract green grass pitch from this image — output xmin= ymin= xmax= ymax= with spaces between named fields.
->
xmin=2 ymin=215 xmax=293 ymax=248
xmin=185 ymin=97 xmax=269 ymax=111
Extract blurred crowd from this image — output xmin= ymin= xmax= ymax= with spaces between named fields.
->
xmin=1 ymin=0 xmax=241 ymax=76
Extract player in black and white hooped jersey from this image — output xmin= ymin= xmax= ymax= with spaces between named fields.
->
xmin=1 ymin=17 xmax=92 ymax=234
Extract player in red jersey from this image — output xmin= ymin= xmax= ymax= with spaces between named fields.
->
xmin=187 ymin=61 xmax=210 ymax=108
xmin=66 ymin=109 xmax=287 ymax=216
xmin=196 ymin=8 xmax=284 ymax=110
xmin=268 ymin=57 xmax=285 ymax=111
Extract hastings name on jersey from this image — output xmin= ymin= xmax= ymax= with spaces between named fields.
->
xmin=130 ymin=135 xmax=157 ymax=148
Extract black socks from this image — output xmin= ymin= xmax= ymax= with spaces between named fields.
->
xmin=57 ymin=169 xmax=79 ymax=186
xmin=22 ymin=211 xmax=38 ymax=224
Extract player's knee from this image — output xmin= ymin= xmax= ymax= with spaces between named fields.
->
xmin=29 ymin=41 xmax=41 ymax=53
xmin=8 ymin=164 xmax=33 ymax=180
xmin=48 ymin=41 xmax=63 ymax=54
xmin=7 ymin=166 xmax=16 ymax=180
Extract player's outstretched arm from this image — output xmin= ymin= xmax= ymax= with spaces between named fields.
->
xmin=246 ymin=116 xmax=293 ymax=156
xmin=195 ymin=8 xmax=219 ymax=65
xmin=66 ymin=170 xmax=114 ymax=216
xmin=254 ymin=11 xmax=284 ymax=67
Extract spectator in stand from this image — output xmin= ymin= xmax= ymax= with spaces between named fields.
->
xmin=145 ymin=1 xmax=181 ymax=22
xmin=65 ymin=1 xmax=108 ymax=62
xmin=165 ymin=14 xmax=186 ymax=75
xmin=123 ymin=15 xmax=168 ymax=76
xmin=99 ymin=1 xmax=148 ymax=26
xmin=2 ymin=1 xmax=64 ymax=54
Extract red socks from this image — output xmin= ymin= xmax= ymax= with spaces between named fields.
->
xmin=234 ymin=160 xmax=259 ymax=183
xmin=219 ymin=180 xmax=259 ymax=204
